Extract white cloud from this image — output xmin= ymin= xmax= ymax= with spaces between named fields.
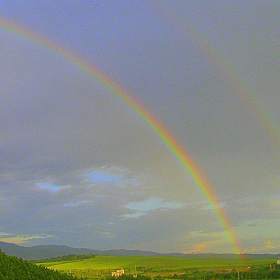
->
xmin=126 ymin=197 xmax=186 ymax=212
xmin=122 ymin=197 xmax=186 ymax=219
xmin=0 ymin=232 xmax=53 ymax=245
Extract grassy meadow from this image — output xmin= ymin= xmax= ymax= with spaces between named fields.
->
xmin=37 ymin=255 xmax=276 ymax=279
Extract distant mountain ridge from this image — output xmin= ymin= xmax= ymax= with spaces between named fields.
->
xmin=0 ymin=241 xmax=278 ymax=260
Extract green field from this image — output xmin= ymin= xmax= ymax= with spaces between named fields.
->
xmin=37 ymin=255 xmax=276 ymax=279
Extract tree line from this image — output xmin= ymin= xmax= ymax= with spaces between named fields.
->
xmin=32 ymin=254 xmax=96 ymax=263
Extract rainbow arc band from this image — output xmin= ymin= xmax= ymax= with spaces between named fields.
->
xmin=155 ymin=4 xmax=280 ymax=149
xmin=0 ymin=17 xmax=245 ymax=260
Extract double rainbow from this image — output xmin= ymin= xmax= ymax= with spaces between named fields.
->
xmin=0 ymin=17 xmax=244 ymax=258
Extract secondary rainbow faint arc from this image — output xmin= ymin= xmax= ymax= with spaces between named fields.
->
xmin=154 ymin=3 xmax=280 ymax=149
xmin=184 ymin=23 xmax=280 ymax=149
xmin=0 ymin=17 xmax=244 ymax=257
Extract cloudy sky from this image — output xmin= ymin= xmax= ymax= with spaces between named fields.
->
xmin=0 ymin=1 xmax=279 ymax=254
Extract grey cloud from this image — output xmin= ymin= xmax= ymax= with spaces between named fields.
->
xmin=0 ymin=1 xmax=279 ymax=253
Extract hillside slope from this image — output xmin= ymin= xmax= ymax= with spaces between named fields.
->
xmin=0 ymin=250 xmax=78 ymax=279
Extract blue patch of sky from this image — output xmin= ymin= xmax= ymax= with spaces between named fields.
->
xmin=37 ymin=182 xmax=70 ymax=192
xmin=90 ymin=172 xmax=122 ymax=184
xmin=88 ymin=170 xmax=138 ymax=187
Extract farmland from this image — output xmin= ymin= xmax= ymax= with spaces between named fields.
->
xmin=37 ymin=255 xmax=278 ymax=279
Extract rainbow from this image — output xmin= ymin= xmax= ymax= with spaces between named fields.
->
xmin=0 ymin=17 xmax=245 ymax=259
xmin=154 ymin=3 xmax=280 ymax=149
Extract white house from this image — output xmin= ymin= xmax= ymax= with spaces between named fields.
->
xmin=112 ymin=269 xmax=125 ymax=277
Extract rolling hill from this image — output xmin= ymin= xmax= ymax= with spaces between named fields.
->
xmin=0 ymin=241 xmax=278 ymax=261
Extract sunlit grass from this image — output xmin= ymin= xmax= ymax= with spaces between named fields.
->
xmin=37 ymin=255 xmax=274 ymax=279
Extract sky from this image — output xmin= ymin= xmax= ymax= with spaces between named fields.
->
xmin=0 ymin=1 xmax=279 ymax=254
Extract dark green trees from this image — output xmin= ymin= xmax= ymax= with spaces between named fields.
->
xmin=0 ymin=250 xmax=78 ymax=280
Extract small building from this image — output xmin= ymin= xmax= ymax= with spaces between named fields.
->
xmin=112 ymin=269 xmax=125 ymax=277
